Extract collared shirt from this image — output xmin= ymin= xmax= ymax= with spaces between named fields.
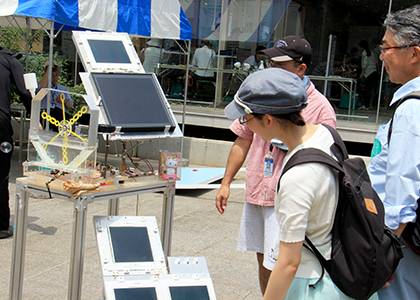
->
xmin=230 ymin=79 xmax=336 ymax=206
xmin=191 ymin=46 xmax=216 ymax=77
xmin=38 ymin=83 xmax=72 ymax=112
xmin=368 ymin=76 xmax=420 ymax=230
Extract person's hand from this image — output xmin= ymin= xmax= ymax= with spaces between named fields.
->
xmin=38 ymin=123 xmax=43 ymax=131
xmin=216 ymin=184 xmax=230 ymax=214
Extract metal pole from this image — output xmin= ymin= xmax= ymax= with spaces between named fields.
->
xmin=67 ymin=197 xmax=88 ymax=300
xmin=161 ymin=181 xmax=176 ymax=256
xmin=376 ymin=0 xmax=393 ymax=125
xmin=180 ymin=40 xmax=191 ymax=155
xmin=25 ymin=18 xmax=30 ymax=72
xmin=74 ymin=51 xmax=78 ymax=87
xmin=46 ymin=21 xmax=54 ymax=130
xmin=9 ymin=182 xmax=29 ymax=300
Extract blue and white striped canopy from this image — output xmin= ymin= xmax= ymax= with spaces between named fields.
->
xmin=0 ymin=0 xmax=192 ymax=40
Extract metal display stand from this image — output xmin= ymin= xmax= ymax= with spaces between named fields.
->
xmin=9 ymin=177 xmax=176 ymax=300
xmin=308 ymin=75 xmax=359 ymax=117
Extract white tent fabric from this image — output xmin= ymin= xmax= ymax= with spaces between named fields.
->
xmin=0 ymin=0 xmax=192 ymax=40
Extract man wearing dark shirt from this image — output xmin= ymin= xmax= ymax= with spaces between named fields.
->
xmin=0 ymin=47 xmax=31 ymax=239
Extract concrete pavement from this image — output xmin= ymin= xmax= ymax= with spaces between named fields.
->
xmin=0 ymin=147 xmax=262 ymax=300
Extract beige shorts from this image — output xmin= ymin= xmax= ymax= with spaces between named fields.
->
xmin=237 ymin=201 xmax=279 ymax=270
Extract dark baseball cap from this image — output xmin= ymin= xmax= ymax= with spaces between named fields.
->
xmin=224 ymin=68 xmax=307 ymax=120
xmin=262 ymin=35 xmax=312 ymax=65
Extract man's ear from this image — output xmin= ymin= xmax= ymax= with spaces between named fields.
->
xmin=297 ymin=63 xmax=307 ymax=77
xmin=411 ymin=46 xmax=420 ymax=63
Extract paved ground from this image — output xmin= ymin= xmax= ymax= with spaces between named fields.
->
xmin=0 ymin=148 xmax=261 ymax=300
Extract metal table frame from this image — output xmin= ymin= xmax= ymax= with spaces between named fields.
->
xmin=9 ymin=177 xmax=176 ymax=300
xmin=308 ymin=75 xmax=358 ymax=116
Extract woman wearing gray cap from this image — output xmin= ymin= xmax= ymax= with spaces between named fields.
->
xmin=224 ymin=68 xmax=358 ymax=299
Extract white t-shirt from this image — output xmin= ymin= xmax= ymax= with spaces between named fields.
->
xmin=274 ymin=125 xmax=339 ymax=279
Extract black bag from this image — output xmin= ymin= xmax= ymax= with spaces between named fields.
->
xmin=387 ymin=91 xmax=420 ymax=254
xmin=279 ymin=125 xmax=404 ymax=300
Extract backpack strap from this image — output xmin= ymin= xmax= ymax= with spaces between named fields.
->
xmin=321 ymin=124 xmax=348 ymax=161
xmin=388 ymin=91 xmax=420 ymax=144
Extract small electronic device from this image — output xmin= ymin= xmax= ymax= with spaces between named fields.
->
xmin=93 ymin=216 xmax=167 ymax=276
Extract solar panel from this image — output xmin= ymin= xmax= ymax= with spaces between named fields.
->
xmin=109 ymin=227 xmax=153 ymax=263
xmin=114 ymin=287 xmax=158 ymax=300
xmin=87 ymin=40 xmax=131 ymax=64
xmin=169 ymin=286 xmax=210 ymax=300
xmin=91 ymin=73 xmax=176 ymax=133
xmin=94 ymin=216 xmax=167 ymax=276
xmin=72 ymin=31 xmax=142 ymax=73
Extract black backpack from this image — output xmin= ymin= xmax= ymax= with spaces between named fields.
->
xmin=388 ymin=91 xmax=420 ymax=254
xmin=279 ymin=125 xmax=404 ymax=300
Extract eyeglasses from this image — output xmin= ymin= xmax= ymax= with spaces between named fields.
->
xmin=269 ymin=60 xmax=299 ymax=69
xmin=379 ymin=44 xmax=417 ymax=54
xmin=239 ymin=115 xmax=255 ymax=125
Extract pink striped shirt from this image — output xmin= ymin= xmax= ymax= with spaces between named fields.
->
xmin=230 ymin=80 xmax=336 ymax=206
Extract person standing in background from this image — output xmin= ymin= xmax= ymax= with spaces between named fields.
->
xmin=358 ymin=40 xmax=379 ymax=110
xmin=243 ymin=45 xmax=267 ymax=70
xmin=38 ymin=60 xmax=73 ymax=131
xmin=367 ymin=5 xmax=420 ymax=300
xmin=216 ymin=35 xmax=336 ymax=295
xmin=0 ymin=46 xmax=32 ymax=239
xmin=140 ymin=38 xmax=163 ymax=73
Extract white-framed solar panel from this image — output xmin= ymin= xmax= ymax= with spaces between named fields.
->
xmin=72 ymin=31 xmax=144 ymax=73
xmin=88 ymin=72 xmax=179 ymax=135
xmin=160 ymin=274 xmax=217 ymax=300
xmin=103 ymin=275 xmax=217 ymax=300
xmin=103 ymin=275 xmax=165 ymax=300
xmin=73 ymin=30 xmax=183 ymax=140
xmin=93 ymin=216 xmax=167 ymax=276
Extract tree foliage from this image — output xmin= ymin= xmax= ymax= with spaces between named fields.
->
xmin=1 ymin=26 xmax=86 ymax=116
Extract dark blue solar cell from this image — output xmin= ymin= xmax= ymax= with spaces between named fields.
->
xmin=114 ymin=287 xmax=158 ymax=300
xmin=91 ymin=73 xmax=175 ymax=133
xmin=109 ymin=227 xmax=153 ymax=263
xmin=88 ymin=40 xmax=131 ymax=64
xmin=170 ymin=286 xmax=210 ymax=300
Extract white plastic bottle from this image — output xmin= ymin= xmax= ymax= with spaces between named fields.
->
xmin=259 ymin=60 xmax=264 ymax=70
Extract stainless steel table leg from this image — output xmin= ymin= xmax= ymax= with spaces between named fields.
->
xmin=9 ymin=182 xmax=29 ymax=300
xmin=68 ymin=197 xmax=88 ymax=300
xmin=107 ymin=198 xmax=120 ymax=215
xmin=161 ymin=181 xmax=175 ymax=256
xmin=18 ymin=110 xmax=24 ymax=162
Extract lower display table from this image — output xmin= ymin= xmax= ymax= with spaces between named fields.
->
xmin=9 ymin=177 xmax=176 ymax=300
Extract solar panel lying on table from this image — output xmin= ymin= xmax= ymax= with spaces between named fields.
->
xmin=93 ymin=216 xmax=167 ymax=276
